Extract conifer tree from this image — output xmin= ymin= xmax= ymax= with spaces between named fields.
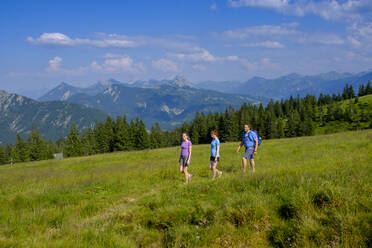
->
xmin=113 ymin=116 xmax=130 ymax=151
xmin=15 ymin=134 xmax=28 ymax=162
xmin=104 ymin=116 xmax=115 ymax=152
xmin=150 ymin=122 xmax=163 ymax=149
xmin=358 ymin=84 xmax=365 ymax=96
xmin=81 ymin=129 xmax=96 ymax=155
xmin=64 ymin=123 xmax=82 ymax=157
xmin=27 ymin=127 xmax=47 ymax=161
xmin=0 ymin=146 xmax=5 ymax=165
xmin=128 ymin=119 xmax=137 ymax=150
xmin=95 ymin=122 xmax=110 ymax=153
xmin=135 ymin=118 xmax=150 ymax=149
xmin=366 ymin=81 xmax=372 ymax=95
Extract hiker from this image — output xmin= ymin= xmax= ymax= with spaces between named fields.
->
xmin=210 ymin=130 xmax=222 ymax=179
xmin=236 ymin=124 xmax=258 ymax=173
xmin=179 ymin=133 xmax=192 ymax=183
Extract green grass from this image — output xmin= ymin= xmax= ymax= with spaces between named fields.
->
xmin=0 ymin=130 xmax=371 ymax=247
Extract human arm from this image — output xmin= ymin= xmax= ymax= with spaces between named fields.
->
xmin=187 ymin=143 xmax=192 ymax=164
xmin=236 ymin=139 xmax=244 ymax=153
xmin=215 ymin=144 xmax=220 ymax=162
xmin=254 ymin=139 xmax=258 ymax=154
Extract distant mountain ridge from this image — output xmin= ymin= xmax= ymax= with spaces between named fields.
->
xmin=65 ymin=77 xmax=259 ymax=129
xmin=196 ymin=71 xmax=372 ymax=100
xmin=0 ymin=90 xmax=107 ymax=144
xmin=38 ymin=79 xmax=121 ymax=101
xmin=38 ymin=77 xmax=260 ymax=129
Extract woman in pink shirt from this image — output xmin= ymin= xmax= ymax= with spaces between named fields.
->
xmin=179 ymin=133 xmax=192 ymax=184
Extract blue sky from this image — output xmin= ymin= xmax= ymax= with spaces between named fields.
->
xmin=1 ymin=0 xmax=372 ymax=98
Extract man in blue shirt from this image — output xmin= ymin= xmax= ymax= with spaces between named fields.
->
xmin=236 ymin=124 xmax=258 ymax=173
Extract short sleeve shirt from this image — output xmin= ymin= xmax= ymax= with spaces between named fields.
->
xmin=181 ymin=141 xmax=192 ymax=157
xmin=211 ymin=138 xmax=220 ymax=157
xmin=243 ymin=131 xmax=258 ymax=148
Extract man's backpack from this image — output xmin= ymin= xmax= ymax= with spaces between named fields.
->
xmin=250 ymin=130 xmax=262 ymax=146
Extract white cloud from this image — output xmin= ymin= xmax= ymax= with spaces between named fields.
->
xmin=210 ymin=3 xmax=217 ymax=10
xmin=46 ymin=56 xmax=63 ymax=71
xmin=28 ymin=32 xmax=138 ymax=48
xmin=152 ymin=59 xmax=178 ymax=72
xmin=229 ymin=0 xmax=289 ymax=9
xmin=226 ymin=55 xmax=240 ymax=61
xmin=297 ymin=33 xmax=344 ymax=45
xmin=169 ymin=48 xmax=218 ymax=62
xmin=27 ymin=32 xmax=198 ymax=51
xmin=192 ymin=64 xmax=207 ymax=71
xmin=346 ymin=22 xmax=372 ymax=51
xmin=91 ymin=55 xmax=145 ymax=73
xmin=45 ymin=56 xmax=87 ymax=75
xmin=242 ymin=41 xmax=284 ymax=48
xmin=222 ymin=23 xmax=298 ymax=39
xmin=228 ymin=0 xmax=372 ymax=21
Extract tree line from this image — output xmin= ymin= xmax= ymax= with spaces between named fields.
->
xmin=1 ymin=81 xmax=371 ymax=164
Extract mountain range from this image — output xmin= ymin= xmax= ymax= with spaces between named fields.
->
xmin=40 ymin=77 xmax=260 ymax=129
xmin=0 ymin=90 xmax=107 ymax=144
xmin=196 ymin=71 xmax=372 ymax=100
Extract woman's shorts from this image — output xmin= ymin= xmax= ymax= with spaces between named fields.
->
xmin=210 ymin=156 xmax=220 ymax=162
xmin=179 ymin=155 xmax=190 ymax=167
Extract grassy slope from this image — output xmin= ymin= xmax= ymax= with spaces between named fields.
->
xmin=0 ymin=130 xmax=371 ymax=247
xmin=315 ymin=94 xmax=372 ymax=135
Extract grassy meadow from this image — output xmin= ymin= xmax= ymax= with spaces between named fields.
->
xmin=0 ymin=130 xmax=371 ymax=247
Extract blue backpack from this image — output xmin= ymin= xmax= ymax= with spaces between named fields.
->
xmin=250 ymin=130 xmax=262 ymax=146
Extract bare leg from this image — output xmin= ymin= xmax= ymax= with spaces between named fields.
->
xmin=211 ymin=161 xmax=221 ymax=179
xmin=183 ymin=166 xmax=190 ymax=183
xmin=250 ymin=159 xmax=256 ymax=173
xmin=242 ymin=157 xmax=247 ymax=173
xmin=180 ymin=165 xmax=184 ymax=173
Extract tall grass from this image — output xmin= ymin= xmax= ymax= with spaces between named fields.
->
xmin=0 ymin=130 xmax=371 ymax=247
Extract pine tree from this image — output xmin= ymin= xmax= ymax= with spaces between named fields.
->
xmin=81 ymin=129 xmax=96 ymax=156
xmin=128 ymin=119 xmax=137 ymax=150
xmin=198 ymin=113 xmax=209 ymax=144
xmin=349 ymin=85 xmax=355 ymax=99
xmin=4 ymin=144 xmax=12 ymax=164
xmin=190 ymin=122 xmax=200 ymax=144
xmin=135 ymin=118 xmax=150 ymax=149
xmin=64 ymin=123 xmax=83 ymax=157
xmin=95 ymin=122 xmax=110 ymax=153
xmin=9 ymin=146 xmax=17 ymax=165
xmin=15 ymin=134 xmax=28 ymax=162
xmin=104 ymin=116 xmax=115 ymax=152
xmin=342 ymin=84 xmax=349 ymax=100
xmin=150 ymin=122 xmax=164 ymax=149
xmin=0 ymin=146 xmax=5 ymax=165
xmin=358 ymin=84 xmax=365 ymax=96
xmin=257 ymin=103 xmax=266 ymax=138
xmin=113 ymin=116 xmax=130 ymax=151
xmin=366 ymin=81 xmax=372 ymax=95
xmin=45 ymin=141 xmax=55 ymax=159
xmin=276 ymin=119 xmax=285 ymax=138
xmin=27 ymin=127 xmax=47 ymax=161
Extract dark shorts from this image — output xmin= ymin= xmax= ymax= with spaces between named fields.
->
xmin=179 ymin=155 xmax=190 ymax=167
xmin=210 ymin=156 xmax=220 ymax=162
xmin=243 ymin=148 xmax=254 ymax=160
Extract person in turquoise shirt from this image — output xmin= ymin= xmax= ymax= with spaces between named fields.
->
xmin=210 ymin=130 xmax=222 ymax=179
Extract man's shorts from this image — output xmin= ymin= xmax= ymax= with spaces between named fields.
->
xmin=179 ymin=155 xmax=190 ymax=167
xmin=243 ymin=148 xmax=254 ymax=159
